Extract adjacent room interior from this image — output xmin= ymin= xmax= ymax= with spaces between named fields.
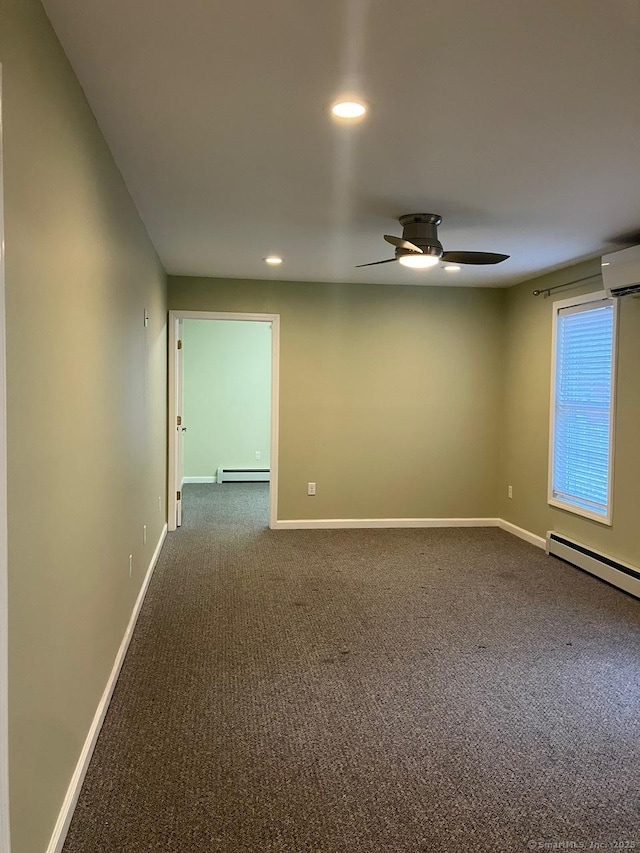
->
xmin=179 ymin=317 xmax=273 ymax=527
xmin=1 ymin=1 xmax=638 ymax=851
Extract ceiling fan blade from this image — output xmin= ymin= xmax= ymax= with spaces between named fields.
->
xmin=355 ymin=258 xmax=397 ymax=268
xmin=441 ymin=251 xmax=509 ymax=265
xmin=384 ymin=235 xmax=423 ymax=253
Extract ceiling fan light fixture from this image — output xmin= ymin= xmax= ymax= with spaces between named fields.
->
xmin=398 ymin=253 xmax=440 ymax=269
xmin=331 ymin=100 xmax=367 ymax=119
xmin=356 ymin=214 xmax=509 ymax=270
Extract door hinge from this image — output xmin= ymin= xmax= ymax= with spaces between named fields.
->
xmin=177 ymin=490 xmax=181 ymax=501
xmin=177 ymin=339 xmax=182 ymax=350
xmin=177 ymin=415 xmax=182 ymax=426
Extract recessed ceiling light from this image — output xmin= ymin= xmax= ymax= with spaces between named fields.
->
xmin=331 ymin=100 xmax=367 ymax=119
xmin=263 ymin=256 xmax=283 ymax=265
xmin=398 ymin=254 xmax=440 ymax=269
xmin=444 ymin=264 xmax=462 ymax=272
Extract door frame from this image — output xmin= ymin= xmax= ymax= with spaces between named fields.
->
xmin=168 ymin=310 xmax=280 ymax=531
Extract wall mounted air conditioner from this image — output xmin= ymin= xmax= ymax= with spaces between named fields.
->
xmin=601 ymin=244 xmax=640 ymax=297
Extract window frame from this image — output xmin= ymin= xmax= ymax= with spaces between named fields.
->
xmin=548 ymin=290 xmax=618 ymax=526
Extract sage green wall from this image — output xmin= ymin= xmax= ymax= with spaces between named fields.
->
xmin=0 ymin=2 xmax=167 ymax=851
xmin=169 ymin=277 xmax=505 ymax=520
xmin=500 ymin=258 xmax=640 ymax=566
xmin=182 ymin=320 xmax=271 ymax=477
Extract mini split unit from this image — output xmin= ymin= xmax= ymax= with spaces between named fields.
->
xmin=602 ymin=244 xmax=640 ymax=298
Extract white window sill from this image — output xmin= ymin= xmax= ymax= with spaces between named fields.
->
xmin=548 ymin=496 xmax=612 ymax=527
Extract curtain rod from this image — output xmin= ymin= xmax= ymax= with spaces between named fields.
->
xmin=532 ymin=273 xmax=601 ymax=297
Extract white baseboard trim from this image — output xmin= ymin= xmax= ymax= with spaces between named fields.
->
xmin=272 ymin=517 xmax=548 ymax=551
xmin=46 ymin=523 xmax=168 ymax=853
xmin=497 ymin=519 xmax=546 ymax=549
xmin=182 ymin=476 xmax=217 ymax=484
xmin=272 ymin=517 xmax=501 ymax=530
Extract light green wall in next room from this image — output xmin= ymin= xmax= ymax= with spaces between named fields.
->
xmin=182 ymin=320 xmax=272 ymax=478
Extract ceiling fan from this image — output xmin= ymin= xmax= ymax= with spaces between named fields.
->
xmin=357 ymin=213 xmax=510 ymax=269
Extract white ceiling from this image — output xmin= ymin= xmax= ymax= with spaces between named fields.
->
xmin=42 ymin=0 xmax=640 ymax=287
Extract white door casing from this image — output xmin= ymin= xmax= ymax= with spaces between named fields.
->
xmin=175 ymin=319 xmax=183 ymax=527
xmin=167 ymin=310 xmax=280 ymax=532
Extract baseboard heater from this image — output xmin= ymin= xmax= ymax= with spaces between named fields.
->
xmin=546 ymin=532 xmax=640 ymax=599
xmin=217 ymin=467 xmax=270 ymax=483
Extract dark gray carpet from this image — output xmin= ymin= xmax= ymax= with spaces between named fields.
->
xmin=63 ymin=484 xmax=639 ymax=852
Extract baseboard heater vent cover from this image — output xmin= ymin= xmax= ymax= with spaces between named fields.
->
xmin=217 ymin=468 xmax=270 ymax=483
xmin=546 ymin=532 xmax=639 ymax=599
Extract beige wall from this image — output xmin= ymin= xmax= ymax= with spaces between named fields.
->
xmin=182 ymin=320 xmax=272 ymax=477
xmin=0 ymin=1 xmax=167 ymax=851
xmin=500 ymin=258 xmax=640 ymax=566
xmin=170 ymin=277 xmax=505 ymax=521
xmin=3 ymin=3 xmax=637 ymax=848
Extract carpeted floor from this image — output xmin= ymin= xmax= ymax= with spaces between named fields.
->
xmin=63 ymin=484 xmax=639 ymax=852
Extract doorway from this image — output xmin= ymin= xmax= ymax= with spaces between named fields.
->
xmin=168 ymin=311 xmax=280 ymax=531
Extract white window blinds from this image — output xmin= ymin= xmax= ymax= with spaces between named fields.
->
xmin=551 ymin=299 xmax=615 ymax=520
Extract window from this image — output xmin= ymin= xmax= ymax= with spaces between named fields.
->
xmin=549 ymin=292 xmax=617 ymax=524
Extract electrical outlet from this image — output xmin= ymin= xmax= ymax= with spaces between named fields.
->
xmin=255 ymin=451 xmax=261 ymax=460
xmin=508 ymin=485 xmax=513 ymax=499
xmin=307 ymin=482 xmax=316 ymax=496
xmin=129 ymin=555 xmax=133 ymax=578
xmin=143 ymin=525 xmax=147 ymax=545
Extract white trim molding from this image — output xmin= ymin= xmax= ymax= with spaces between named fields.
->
xmin=182 ymin=476 xmax=217 ymax=485
xmin=497 ymin=519 xmax=546 ymax=549
xmin=273 ymin=518 xmax=501 ymax=530
xmin=547 ymin=290 xmax=617 ymax=526
xmin=273 ymin=517 xmax=548 ymax=552
xmin=46 ymin=524 xmax=168 ymax=853
xmin=168 ymin=310 xmax=280 ymax=532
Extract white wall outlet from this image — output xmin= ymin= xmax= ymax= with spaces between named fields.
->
xmin=508 ymin=485 xmax=513 ymax=499
xmin=143 ymin=525 xmax=147 ymax=545
xmin=307 ymin=482 xmax=316 ymax=496
xmin=129 ymin=554 xmax=133 ymax=578
xmin=255 ymin=450 xmax=261 ymax=460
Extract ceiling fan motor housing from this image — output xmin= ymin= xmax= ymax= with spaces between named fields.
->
xmin=399 ymin=213 xmax=443 ymax=259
